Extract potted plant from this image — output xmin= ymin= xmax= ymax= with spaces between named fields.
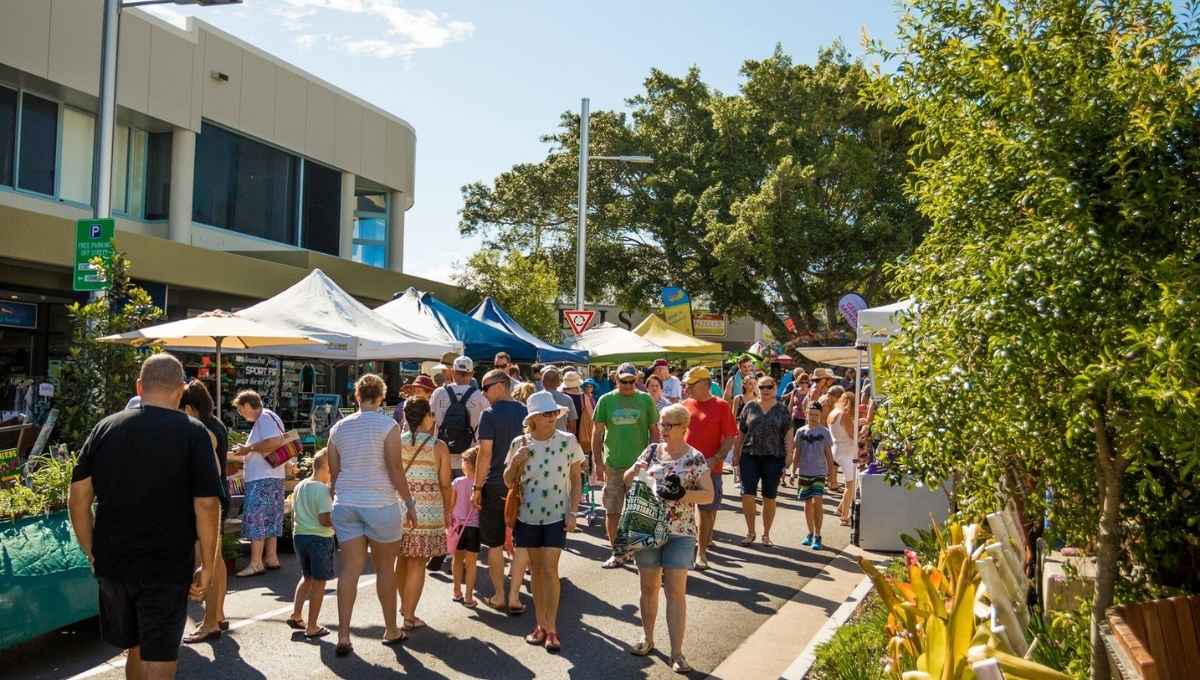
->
xmin=221 ymin=532 xmax=241 ymax=574
xmin=0 ymin=449 xmax=98 ymax=652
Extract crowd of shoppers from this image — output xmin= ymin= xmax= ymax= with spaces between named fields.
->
xmin=69 ymin=350 xmax=870 ymax=677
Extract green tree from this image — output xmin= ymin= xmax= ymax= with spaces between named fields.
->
xmin=57 ymin=252 xmax=163 ymax=448
xmin=866 ymin=1 xmax=1200 ymax=677
xmin=460 ymin=44 xmax=926 ymax=336
xmin=453 ymin=249 xmax=563 ymax=342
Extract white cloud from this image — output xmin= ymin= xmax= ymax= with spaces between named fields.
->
xmin=273 ymin=0 xmax=474 ymax=61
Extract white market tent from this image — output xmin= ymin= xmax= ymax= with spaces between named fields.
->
xmin=373 ymin=288 xmax=463 ymax=354
xmin=795 ymin=346 xmax=861 ymax=369
xmin=567 ymin=322 xmax=668 ymax=365
xmin=856 ymin=298 xmax=917 ymax=345
xmin=237 ymin=269 xmax=458 ymax=360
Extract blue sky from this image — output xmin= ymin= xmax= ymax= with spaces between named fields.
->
xmin=147 ymin=1 xmax=903 ymax=283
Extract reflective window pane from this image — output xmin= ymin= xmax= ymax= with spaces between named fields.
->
xmin=353 ymin=217 xmax=386 ymax=241
xmin=18 ymin=93 xmax=58 ymax=195
xmin=112 ymin=125 xmax=129 ymax=213
xmin=356 ymin=193 xmax=385 ymax=212
xmin=128 ymin=128 xmax=147 ymax=217
xmin=0 ymin=86 xmax=15 ymax=187
xmin=145 ymin=132 xmax=172 ymax=220
xmin=60 ymin=108 xmax=94 ymax=204
xmin=193 ymin=122 xmax=298 ymax=244
xmin=352 ymin=243 xmax=387 ymax=268
xmin=301 ymin=161 xmax=341 ymax=255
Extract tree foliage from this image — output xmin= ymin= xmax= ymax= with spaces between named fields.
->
xmin=453 ymin=249 xmax=563 ymax=342
xmin=866 ymin=1 xmax=1200 ymax=676
xmin=57 ymin=253 xmax=163 ymax=449
xmin=460 ymin=44 xmax=927 ymax=336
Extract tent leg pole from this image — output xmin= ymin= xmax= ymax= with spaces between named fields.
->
xmin=216 ymin=337 xmax=224 ymax=425
xmin=854 ymin=349 xmax=863 ymax=454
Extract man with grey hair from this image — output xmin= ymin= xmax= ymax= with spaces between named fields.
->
xmin=69 ymin=353 xmax=223 ymax=680
xmin=539 ymin=366 xmax=578 ymax=433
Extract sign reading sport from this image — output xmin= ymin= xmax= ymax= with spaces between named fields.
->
xmin=73 ymin=219 xmax=115 ymax=292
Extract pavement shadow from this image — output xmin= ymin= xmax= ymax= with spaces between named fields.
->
xmin=177 ymin=636 xmax=267 ymax=679
xmin=332 ymin=623 xmax=535 ymax=680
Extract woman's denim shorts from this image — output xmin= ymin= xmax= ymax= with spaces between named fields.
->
xmin=634 ymin=534 xmax=697 ymax=570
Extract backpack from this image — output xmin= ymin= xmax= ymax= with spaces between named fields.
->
xmin=438 ymin=386 xmax=477 ymax=454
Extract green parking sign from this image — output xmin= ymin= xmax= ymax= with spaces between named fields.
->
xmin=74 ymin=218 xmax=115 ymax=292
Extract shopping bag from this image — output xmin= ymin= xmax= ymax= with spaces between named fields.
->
xmin=446 ymin=521 xmax=465 ymax=554
xmin=614 ymin=470 xmax=669 ymax=559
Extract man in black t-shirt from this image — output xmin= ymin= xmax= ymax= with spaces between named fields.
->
xmin=68 ymin=354 xmax=222 ymax=679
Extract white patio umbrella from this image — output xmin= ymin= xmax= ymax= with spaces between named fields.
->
xmin=98 ymin=310 xmax=325 ymax=410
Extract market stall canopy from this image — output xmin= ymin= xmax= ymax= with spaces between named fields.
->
xmin=469 ymin=297 xmax=589 ymax=364
xmin=373 ymin=288 xmax=464 ymax=355
xmin=419 ymin=292 xmax=538 ymax=362
xmin=97 ymin=310 xmax=325 ymax=408
xmin=856 ymin=299 xmax=917 ymax=345
xmin=568 ymin=322 xmax=668 ymax=365
xmin=795 ymin=346 xmax=863 ymax=369
xmin=237 ymin=269 xmax=458 ymax=360
xmin=631 ymin=315 xmax=725 ymax=362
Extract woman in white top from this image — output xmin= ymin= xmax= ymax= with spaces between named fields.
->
xmin=327 ymin=374 xmax=419 ymax=656
xmin=228 ymin=390 xmax=287 ymax=577
xmin=828 ymin=391 xmax=857 ymax=526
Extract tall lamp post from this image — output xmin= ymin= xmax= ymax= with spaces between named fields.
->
xmin=92 ymin=0 xmax=242 ymax=220
xmin=573 ymin=97 xmax=652 ymax=311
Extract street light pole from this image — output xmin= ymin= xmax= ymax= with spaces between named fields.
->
xmin=93 ymin=0 xmax=121 ymax=220
xmin=575 ymin=97 xmax=589 ymax=312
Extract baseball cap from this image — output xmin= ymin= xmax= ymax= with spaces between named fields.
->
xmin=617 ymin=362 xmax=638 ymax=379
xmin=652 ymin=359 xmax=669 ymax=369
xmin=452 ymin=356 xmax=474 ymax=373
xmin=683 ymin=366 xmax=711 ymax=385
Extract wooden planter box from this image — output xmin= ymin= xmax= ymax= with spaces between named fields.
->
xmin=1104 ymin=595 xmax=1200 ymax=680
xmin=0 ymin=510 xmax=98 ymax=651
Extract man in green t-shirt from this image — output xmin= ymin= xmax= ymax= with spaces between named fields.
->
xmin=591 ymin=362 xmax=660 ymax=568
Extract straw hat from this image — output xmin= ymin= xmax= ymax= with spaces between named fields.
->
xmin=812 ymin=367 xmax=838 ymax=381
xmin=562 ymin=370 xmax=583 ymax=388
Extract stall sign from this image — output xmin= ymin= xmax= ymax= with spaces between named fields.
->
xmin=693 ymin=312 xmax=727 ymax=338
xmin=0 ymin=448 xmax=19 ymax=484
xmin=0 ymin=301 xmax=37 ymax=330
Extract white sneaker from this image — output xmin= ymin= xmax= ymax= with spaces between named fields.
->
xmin=601 ymin=555 xmax=625 ymax=569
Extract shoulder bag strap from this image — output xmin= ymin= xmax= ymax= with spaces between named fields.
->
xmin=403 ymin=432 xmax=429 ymax=473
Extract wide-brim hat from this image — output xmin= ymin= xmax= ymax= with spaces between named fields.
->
xmin=523 ymin=390 xmax=569 ymax=426
xmin=812 ymin=367 xmax=838 ymax=381
xmin=562 ymin=371 xmax=583 ymax=388
xmin=410 ymin=375 xmax=436 ymax=392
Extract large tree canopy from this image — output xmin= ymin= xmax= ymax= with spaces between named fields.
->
xmin=460 ymin=45 xmax=927 ymax=336
xmin=866 ymin=1 xmax=1200 ymax=677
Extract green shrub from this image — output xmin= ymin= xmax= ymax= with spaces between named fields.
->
xmin=810 ymin=592 xmax=889 ymax=680
xmin=0 ymin=450 xmax=78 ymax=521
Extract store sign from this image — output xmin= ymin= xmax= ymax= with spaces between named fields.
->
xmin=0 ymin=448 xmax=19 ymax=484
xmin=693 ymin=312 xmax=727 ymax=337
xmin=0 ymin=301 xmax=38 ymax=329
xmin=661 ymin=287 xmax=694 ymax=335
xmin=74 ymin=219 xmax=115 ymax=292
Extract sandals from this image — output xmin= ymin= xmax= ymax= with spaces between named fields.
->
xmin=304 ymin=627 xmax=330 ymax=639
xmin=264 ymin=562 xmax=282 ymax=571
xmin=451 ymin=594 xmax=464 ymax=603
xmin=673 ymin=655 xmax=693 ymax=673
xmin=525 ymin=626 xmax=547 ymax=645
xmin=761 ymin=536 xmax=774 ymax=547
xmin=285 ymin=618 xmax=305 ymax=630
xmin=219 ymin=620 xmax=230 ymax=631
xmin=381 ymin=632 xmax=407 ymax=646
xmin=483 ymin=598 xmax=507 ymax=614
xmin=462 ymin=598 xmax=478 ymax=609
xmin=544 ymin=632 xmax=561 ymax=653
xmin=401 ymin=617 xmax=426 ymax=631
xmin=236 ymin=564 xmax=265 ymax=577
xmin=630 ymin=638 xmax=655 ymax=656
xmin=739 ymin=534 xmax=756 ymax=546
xmin=182 ymin=628 xmax=221 ymax=644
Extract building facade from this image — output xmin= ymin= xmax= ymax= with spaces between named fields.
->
xmin=0 ymin=4 xmax=455 ymax=411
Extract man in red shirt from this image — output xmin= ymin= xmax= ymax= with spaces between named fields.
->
xmin=681 ymin=366 xmax=737 ymax=570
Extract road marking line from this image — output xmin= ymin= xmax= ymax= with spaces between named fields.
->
xmin=66 ymin=577 xmax=377 ymax=680
xmin=779 ymin=574 xmax=874 ymax=680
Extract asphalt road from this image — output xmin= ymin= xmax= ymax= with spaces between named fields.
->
xmin=3 ymin=474 xmax=851 ymax=679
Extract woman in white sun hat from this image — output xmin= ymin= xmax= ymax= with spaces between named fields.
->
xmin=503 ymin=391 xmax=586 ymax=653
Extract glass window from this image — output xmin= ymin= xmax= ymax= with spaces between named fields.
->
xmin=145 ymin=131 xmax=171 ymax=220
xmin=0 ymin=86 xmax=15 ymax=187
xmin=112 ymin=125 xmax=129 ymax=213
xmin=357 ymin=193 xmax=386 ymax=212
xmin=354 ymin=216 xmax=386 ymax=241
xmin=18 ymin=93 xmax=58 ymax=195
xmin=60 ymin=108 xmax=95 ymax=204
xmin=301 ymin=161 xmax=341 ymax=256
xmin=352 ymin=243 xmax=387 ymax=268
xmin=193 ymin=122 xmax=298 ymax=244
xmin=128 ymin=128 xmax=147 ymax=217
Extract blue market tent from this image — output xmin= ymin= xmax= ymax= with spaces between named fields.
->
xmin=377 ymin=289 xmax=536 ymax=362
xmin=469 ymin=297 xmax=589 ymax=364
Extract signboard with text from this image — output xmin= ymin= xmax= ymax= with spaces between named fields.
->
xmin=660 ymin=287 xmax=694 ymax=335
xmin=0 ymin=301 xmax=38 ymax=329
xmin=74 ymin=219 xmax=115 ymax=292
xmin=692 ymin=312 xmax=727 ymax=337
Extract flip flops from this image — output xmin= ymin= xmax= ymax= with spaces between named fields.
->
xmin=285 ymin=618 xmax=305 ymax=630
xmin=525 ymin=626 xmax=547 ymax=645
xmin=544 ymin=632 xmax=561 ymax=653
xmin=381 ymin=632 xmax=407 ymax=646
xmin=463 ymin=598 xmax=478 ymax=609
xmin=401 ymin=618 xmax=426 ymax=632
xmin=182 ymin=628 xmax=221 ymax=644
xmin=236 ymin=564 xmax=265 ymax=577
xmin=303 ymin=627 xmax=330 ymax=640
xmin=740 ymin=534 xmax=756 ymax=546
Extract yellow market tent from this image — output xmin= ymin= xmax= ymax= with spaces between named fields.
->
xmin=632 ymin=315 xmax=725 ymax=363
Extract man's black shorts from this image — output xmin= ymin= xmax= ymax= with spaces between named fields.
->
xmin=479 ymin=482 xmax=507 ymax=548
xmin=98 ymin=578 xmax=190 ymax=662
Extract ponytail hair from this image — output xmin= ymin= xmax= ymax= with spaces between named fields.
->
xmin=403 ymin=396 xmax=431 ymax=444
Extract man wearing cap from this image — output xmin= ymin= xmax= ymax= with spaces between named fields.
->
xmin=539 ymin=366 xmax=578 ymax=434
xmin=68 ymin=354 xmax=223 ymax=678
xmin=561 ymin=370 xmax=594 ymax=455
xmin=431 ymin=356 xmax=491 ymax=474
xmin=652 ymin=359 xmax=683 ymax=404
xmin=473 ymin=369 xmax=528 ymax=612
xmin=681 ymin=366 xmax=738 ymax=570
xmin=591 ymin=362 xmax=660 ymax=568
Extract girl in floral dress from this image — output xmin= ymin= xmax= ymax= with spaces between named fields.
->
xmin=395 ymin=398 xmax=451 ymax=631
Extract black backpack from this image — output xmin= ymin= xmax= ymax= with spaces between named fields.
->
xmin=438 ymin=386 xmax=477 ymax=454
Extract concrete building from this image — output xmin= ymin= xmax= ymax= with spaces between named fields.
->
xmin=0 ymin=4 xmax=456 ymax=415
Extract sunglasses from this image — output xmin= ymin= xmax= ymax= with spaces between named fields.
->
xmin=760 ymin=382 xmax=776 ymax=389
xmin=482 ymin=381 xmax=506 ymax=390
xmin=538 ymin=412 xmax=558 ymax=419
xmin=618 ymin=378 xmax=637 ymax=384
xmin=660 ymin=422 xmax=684 ymax=430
